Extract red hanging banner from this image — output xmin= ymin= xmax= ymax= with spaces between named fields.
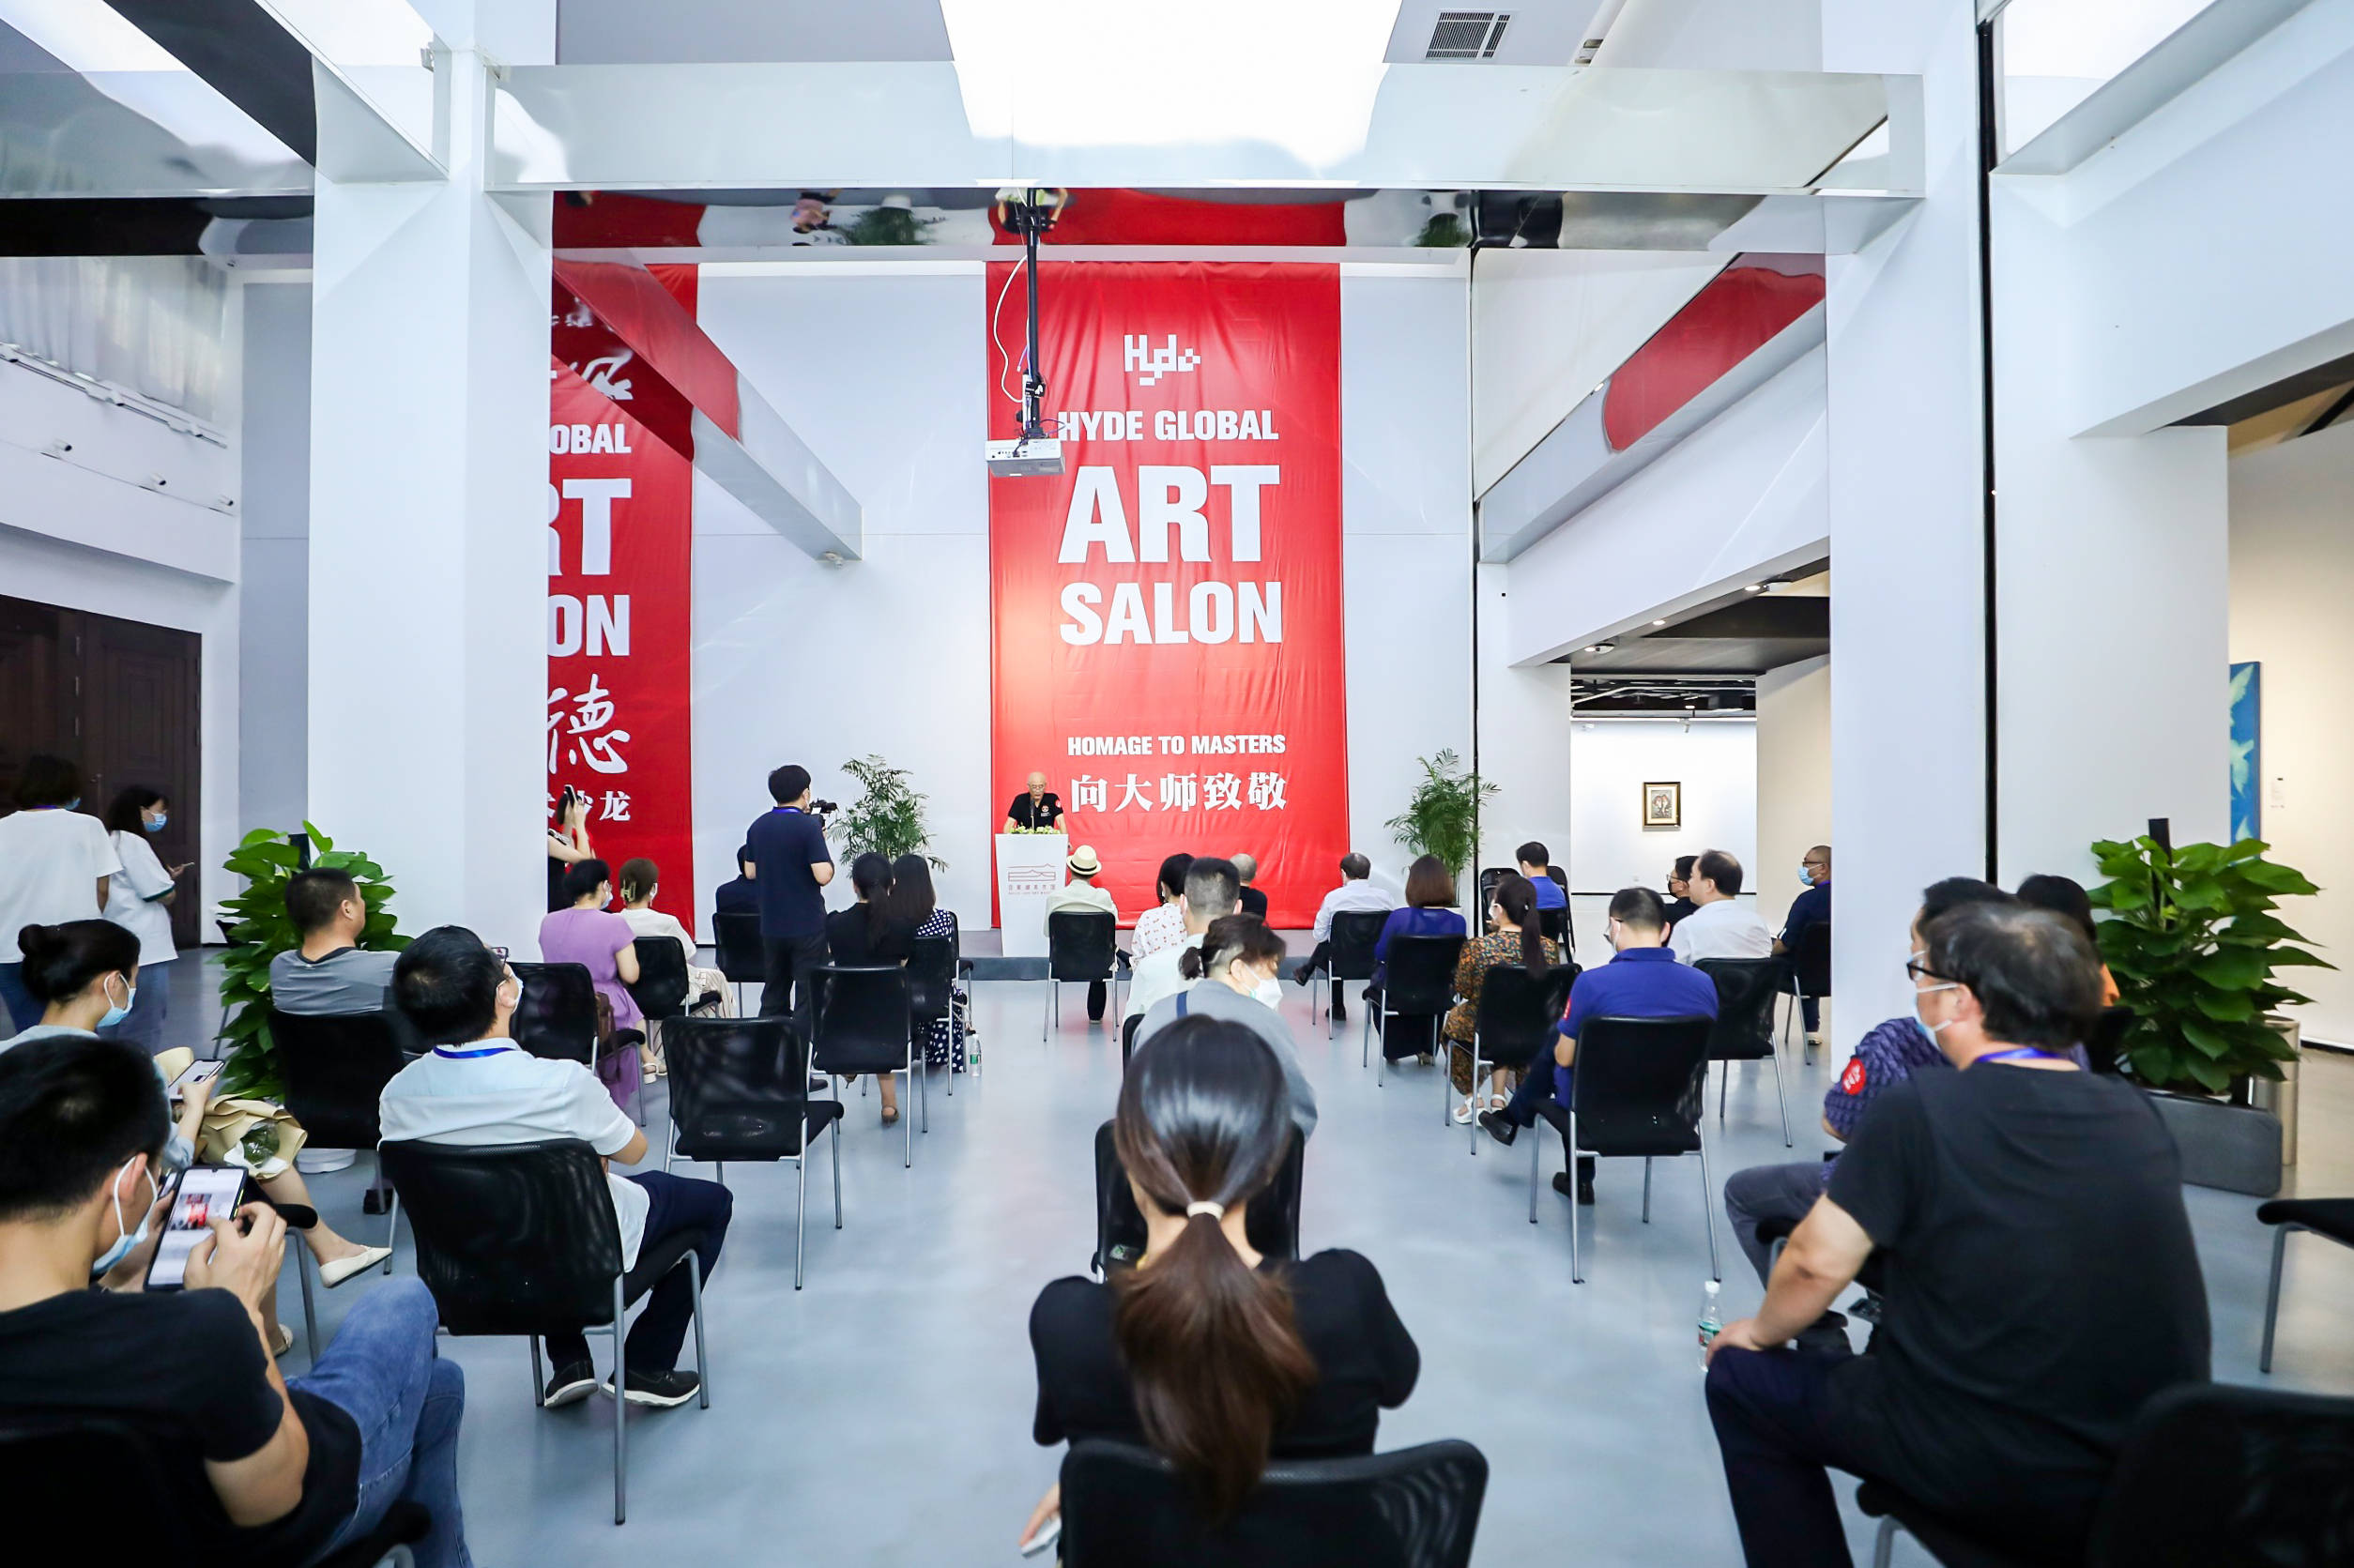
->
xmin=547 ymin=337 xmax=696 ymax=931
xmin=988 ymin=262 xmax=1348 ymax=929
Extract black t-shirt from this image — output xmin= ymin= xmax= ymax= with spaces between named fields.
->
xmin=0 ymin=1286 xmax=360 ymax=1565
xmin=1005 ymin=791 xmax=1063 ymax=830
xmin=1825 ymin=1064 xmax=2209 ymax=1549
xmin=825 ymin=905 xmax=914 ymax=967
xmin=1238 ymin=886 xmax=1269 ymax=921
xmin=1030 ymin=1249 xmax=1419 ymax=1457
xmin=746 ymin=807 xmax=833 ymax=938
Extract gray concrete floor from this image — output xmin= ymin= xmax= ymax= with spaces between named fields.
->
xmin=160 ymin=950 xmax=2354 ymax=1566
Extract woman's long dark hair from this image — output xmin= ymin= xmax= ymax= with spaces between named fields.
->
xmin=1490 ymin=874 xmax=1546 ymax=977
xmin=879 ymin=854 xmax=938 ymax=931
xmin=1155 ymin=852 xmax=1196 ymax=903
xmin=101 ymin=785 xmax=164 ymax=837
xmin=1178 ymin=914 xmax=1287 ymax=983
xmin=847 ymin=852 xmax=894 ymax=935
xmin=1111 ymin=1016 xmax=1317 ymax=1520
xmin=1403 ymin=854 xmax=1454 ymax=908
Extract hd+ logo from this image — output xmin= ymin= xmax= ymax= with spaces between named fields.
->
xmin=1124 ymin=334 xmax=1201 ymax=388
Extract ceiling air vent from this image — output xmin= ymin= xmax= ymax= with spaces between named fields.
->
xmin=1426 ymin=11 xmax=1511 ymax=60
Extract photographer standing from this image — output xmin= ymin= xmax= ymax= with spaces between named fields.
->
xmin=746 ymin=766 xmax=835 ymax=1036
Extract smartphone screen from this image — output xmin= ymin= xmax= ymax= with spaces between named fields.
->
xmin=168 ymin=1059 xmax=222 ymax=1099
xmin=145 ymin=1165 xmax=250 ymax=1290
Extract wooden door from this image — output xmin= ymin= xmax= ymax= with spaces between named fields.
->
xmin=0 ymin=598 xmax=69 ymax=798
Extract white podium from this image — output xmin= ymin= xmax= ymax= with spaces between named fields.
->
xmin=996 ymin=832 xmax=1068 ymax=957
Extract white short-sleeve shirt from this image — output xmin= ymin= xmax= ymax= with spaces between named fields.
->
xmin=105 ymin=830 xmax=179 ymax=967
xmin=377 ymin=1042 xmax=649 ymax=1268
xmin=0 ymin=809 xmax=122 ymax=963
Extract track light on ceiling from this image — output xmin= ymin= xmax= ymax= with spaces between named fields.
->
xmin=1742 ymin=583 xmax=1765 ymax=593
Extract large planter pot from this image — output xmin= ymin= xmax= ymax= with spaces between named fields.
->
xmin=2146 ymin=1089 xmax=2283 ymax=1196
xmin=2245 ymin=1018 xmax=2300 ymax=1166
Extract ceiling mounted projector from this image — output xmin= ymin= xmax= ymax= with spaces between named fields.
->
xmin=986 ymin=435 xmax=1064 ymax=478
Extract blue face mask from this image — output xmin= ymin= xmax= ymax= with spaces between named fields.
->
xmin=99 ymin=973 xmax=135 ymax=1030
xmin=90 ymin=1158 xmax=157 ymax=1279
xmin=1797 ymin=865 xmax=1814 ymax=887
xmin=144 ymin=814 xmax=167 ymax=833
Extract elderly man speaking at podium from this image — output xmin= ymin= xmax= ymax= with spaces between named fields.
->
xmin=1003 ymin=772 xmax=1065 ymax=833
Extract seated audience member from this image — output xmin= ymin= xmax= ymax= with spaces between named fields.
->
xmin=1232 ymin=852 xmax=1270 ymax=921
xmin=1704 ymin=902 xmax=2208 ymax=1567
xmin=1443 ymin=874 xmax=1560 ymax=1121
xmin=1669 ymin=850 xmax=1771 ymax=965
xmin=380 ymin=926 xmax=731 ymax=1409
xmin=712 ymin=845 xmax=758 ymax=917
xmin=615 ymin=858 xmax=734 ymax=1082
xmin=824 ymin=853 xmax=910 ymax=1124
xmin=1367 ymin=855 xmax=1468 ymax=1058
xmin=271 ymin=868 xmax=401 ymax=1016
xmin=1046 ymin=845 xmax=1120 ymax=1022
xmin=0 ymin=1034 xmax=469 ymax=1567
xmin=1516 ymin=842 xmax=1568 ymax=912
xmin=1127 ymin=854 xmax=1195 ymax=965
xmin=1021 ymin=1016 xmax=1417 ymax=1551
xmin=1135 ymin=915 xmax=1317 ymax=1138
xmin=1124 ymin=857 xmax=1240 ymax=1029
xmin=538 ymin=859 xmax=644 ymax=1109
xmin=1773 ymin=845 xmax=1832 ymax=1045
xmin=1290 ymin=853 xmax=1396 ymax=1022
xmin=9 ymin=919 xmax=389 ymax=1294
xmin=2016 ymin=873 xmax=2120 ymax=1006
xmin=1720 ymin=878 xmax=2016 ymax=1292
xmin=885 ymin=854 xmax=974 ymax=1073
xmin=1480 ymin=887 xmax=1718 ymax=1204
xmin=1663 ymin=856 xmax=1700 ymax=932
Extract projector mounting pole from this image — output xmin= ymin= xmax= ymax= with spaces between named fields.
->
xmin=1011 ymin=187 xmax=1049 ymax=440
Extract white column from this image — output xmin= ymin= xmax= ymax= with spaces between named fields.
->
xmin=307 ymin=9 xmax=552 ymax=942
xmin=1823 ymin=0 xmax=1988 ymax=1045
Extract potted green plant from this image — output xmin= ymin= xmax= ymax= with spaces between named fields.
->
xmin=215 ymin=824 xmax=408 ymax=1106
xmin=830 ymin=755 xmax=947 ymax=868
xmin=2086 ymin=833 xmax=2327 ymax=1195
xmin=1384 ymin=750 xmax=1496 ymax=903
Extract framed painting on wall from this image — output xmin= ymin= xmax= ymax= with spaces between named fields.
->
xmin=1643 ymin=781 xmax=1682 ymax=829
xmin=2229 ymin=661 xmax=2260 ymax=842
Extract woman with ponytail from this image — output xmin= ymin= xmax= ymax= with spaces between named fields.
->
xmin=1442 ymin=874 xmax=1561 ymax=1121
xmin=1021 ymin=1016 xmax=1419 ymax=1549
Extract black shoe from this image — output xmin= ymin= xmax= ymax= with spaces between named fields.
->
xmin=1291 ymin=962 xmax=1312 ymax=987
xmin=1550 ymin=1168 xmax=1597 ymax=1205
xmin=1330 ymin=1006 xmax=1347 ymax=1022
xmin=1477 ymin=1110 xmax=1518 ymax=1148
xmin=543 ymin=1360 xmax=597 ymax=1408
xmin=604 ymin=1368 xmax=701 ymax=1408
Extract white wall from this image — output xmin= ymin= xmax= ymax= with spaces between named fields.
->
xmin=2229 ymin=422 xmax=2354 ymax=1046
xmin=1567 ymin=718 xmax=1756 ymax=891
xmin=1755 ymin=654 xmax=1830 ymax=936
xmin=238 ymin=282 xmax=310 ymax=839
xmin=1473 ymin=561 xmax=1573 ymax=887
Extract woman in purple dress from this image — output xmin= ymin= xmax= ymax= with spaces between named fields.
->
xmin=538 ymin=857 xmax=643 ymax=1108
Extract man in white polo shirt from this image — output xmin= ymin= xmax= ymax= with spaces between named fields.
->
xmin=1669 ymin=849 xmax=1773 ymax=966
xmin=378 ymin=925 xmax=731 ymax=1409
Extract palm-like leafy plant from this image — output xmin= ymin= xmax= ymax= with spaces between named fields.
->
xmin=1385 ymin=750 xmax=1496 ymax=889
xmin=2086 ymin=834 xmax=2328 ymax=1095
xmin=215 ymin=823 xmax=407 ymax=1101
xmin=830 ymin=755 xmax=946 ymax=869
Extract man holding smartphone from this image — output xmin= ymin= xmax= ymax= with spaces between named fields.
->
xmin=0 ymin=1035 xmax=471 ymax=1566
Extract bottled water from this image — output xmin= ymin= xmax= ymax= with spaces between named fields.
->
xmin=1698 ymin=1279 xmax=1723 ymax=1371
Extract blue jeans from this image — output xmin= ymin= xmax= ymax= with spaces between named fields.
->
xmin=293 ymin=1278 xmax=470 ymax=1568
xmin=0 ymin=963 xmax=36 ymax=1032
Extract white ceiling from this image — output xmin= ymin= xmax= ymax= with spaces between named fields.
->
xmin=557 ymin=0 xmax=954 ymax=64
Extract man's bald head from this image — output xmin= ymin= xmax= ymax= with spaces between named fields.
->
xmin=1026 ymin=771 xmax=1047 ymax=791
xmin=1232 ymin=852 xmax=1258 ymax=884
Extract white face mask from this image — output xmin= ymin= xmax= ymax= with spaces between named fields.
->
xmin=1910 ymin=951 xmax=1959 ymax=1037
xmin=1251 ymin=973 xmax=1283 ymax=1007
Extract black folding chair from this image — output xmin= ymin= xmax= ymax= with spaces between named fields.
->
xmin=270 ymin=1008 xmax=406 ymax=1349
xmin=1450 ymin=965 xmax=1577 ymax=1154
xmin=710 ymin=910 xmax=766 ymax=1014
xmin=811 ymin=964 xmax=921 ymax=1166
xmin=2083 ymin=1004 xmax=2132 ymax=1077
xmin=0 ymin=1414 xmax=429 ymax=1565
xmin=1786 ymin=921 xmax=1831 ymax=1062
xmin=1321 ymin=909 xmax=1389 ymax=1031
xmin=1046 ymin=909 xmax=1121 ymax=1038
xmin=1528 ymin=1014 xmax=1718 ymax=1284
xmin=1093 ymin=1119 xmax=1305 ymax=1273
xmin=625 ymin=937 xmax=692 ymax=1023
xmin=1060 ymin=1437 xmax=1490 ymax=1568
xmin=512 ymin=960 xmax=644 ymax=1120
xmin=1695 ymin=957 xmax=1794 ymax=1147
xmin=378 ymin=1137 xmax=711 ymax=1526
xmin=1372 ymin=934 xmax=1464 ymax=1085
xmin=2257 ymin=1196 xmax=2354 ymax=1373
xmin=908 ymin=929 xmax=969 ymax=1097
xmin=662 ymin=1016 xmax=844 ymax=1288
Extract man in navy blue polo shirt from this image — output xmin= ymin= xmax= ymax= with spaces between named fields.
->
xmin=1774 ymin=845 xmax=1832 ymax=1045
xmin=1516 ymin=842 xmax=1567 ymax=913
xmin=1479 ymin=884 xmax=1718 ymax=1203
xmin=745 ymin=764 xmax=835 ymax=1036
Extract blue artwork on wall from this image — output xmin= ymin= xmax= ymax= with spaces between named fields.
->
xmin=2229 ymin=661 xmax=2260 ymax=843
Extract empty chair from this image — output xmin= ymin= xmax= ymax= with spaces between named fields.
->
xmin=2257 ymin=1196 xmax=2354 ymax=1373
xmin=1786 ymin=922 xmax=1831 ymax=1061
xmin=1046 ymin=909 xmax=1121 ymax=1037
xmin=510 ymin=961 xmax=604 ymax=1065
xmin=662 ymin=1016 xmax=844 ymax=1288
xmin=1321 ymin=909 xmax=1389 ymax=1031
xmin=1059 ymin=1438 xmax=1490 ymax=1568
xmin=1526 ymin=1014 xmax=1718 ymax=1284
xmin=269 ymin=1008 xmax=405 ymax=1316
xmin=1694 ymin=957 xmax=1794 ymax=1147
xmin=1449 ymin=965 xmax=1577 ymax=1154
xmin=1094 ymin=1119 xmax=1305 ymax=1272
xmin=1370 ymin=934 xmax=1464 ymax=1084
xmin=811 ymin=964 xmax=922 ymax=1166
xmin=710 ymin=910 xmax=766 ymax=1013
xmin=377 ymin=1137 xmax=711 ymax=1526
xmin=625 ymin=936 xmax=692 ymax=1024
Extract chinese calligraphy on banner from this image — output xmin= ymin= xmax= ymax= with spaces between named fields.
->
xmin=548 ymin=266 xmax=697 ymax=930
xmin=987 ymin=263 xmax=1349 ymax=928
